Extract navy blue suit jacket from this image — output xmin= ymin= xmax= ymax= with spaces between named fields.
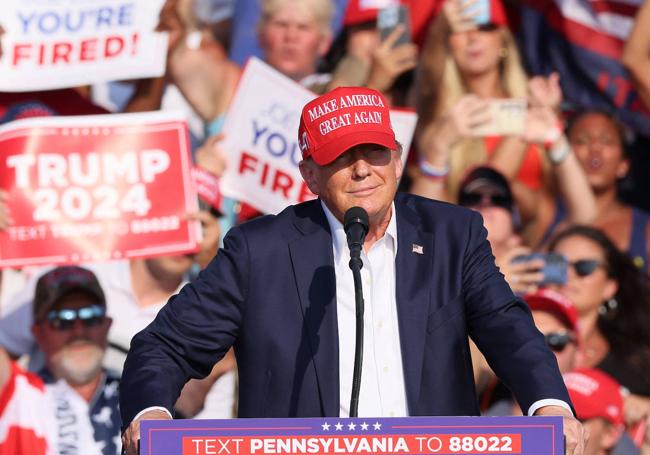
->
xmin=120 ymin=193 xmax=570 ymax=425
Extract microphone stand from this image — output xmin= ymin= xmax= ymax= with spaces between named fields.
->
xmin=348 ymin=245 xmax=364 ymax=417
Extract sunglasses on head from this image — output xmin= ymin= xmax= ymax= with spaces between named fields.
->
xmin=545 ymin=331 xmax=575 ymax=352
xmin=45 ymin=304 xmax=106 ymax=331
xmin=459 ymin=192 xmax=511 ymax=210
xmin=569 ymin=259 xmax=603 ymax=277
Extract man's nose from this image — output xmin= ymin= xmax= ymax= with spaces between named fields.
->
xmin=285 ymin=24 xmax=300 ymax=42
xmin=351 ymin=157 xmax=371 ymax=178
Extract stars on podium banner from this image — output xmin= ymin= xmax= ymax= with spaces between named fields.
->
xmin=320 ymin=421 xmax=382 ymax=431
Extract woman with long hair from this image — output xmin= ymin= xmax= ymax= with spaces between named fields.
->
xmin=410 ymin=0 xmax=596 ymax=246
xmin=548 ymin=225 xmax=650 ymax=396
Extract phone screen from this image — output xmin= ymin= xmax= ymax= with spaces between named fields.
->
xmin=377 ymin=5 xmax=411 ymax=46
xmin=469 ymin=98 xmax=527 ymax=137
xmin=512 ymin=253 xmax=568 ymax=286
xmin=462 ymin=0 xmax=491 ymax=25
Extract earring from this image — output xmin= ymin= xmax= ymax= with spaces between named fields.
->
xmin=598 ymin=298 xmax=618 ymax=315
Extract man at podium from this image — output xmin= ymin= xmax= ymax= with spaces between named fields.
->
xmin=120 ymin=87 xmax=586 ymax=454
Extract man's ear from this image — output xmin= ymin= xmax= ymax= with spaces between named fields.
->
xmin=394 ymin=150 xmax=403 ymax=181
xmin=318 ymin=31 xmax=334 ymax=58
xmin=299 ymin=160 xmax=321 ymax=195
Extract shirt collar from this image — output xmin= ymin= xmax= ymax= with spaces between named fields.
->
xmin=320 ymin=200 xmax=398 ymax=261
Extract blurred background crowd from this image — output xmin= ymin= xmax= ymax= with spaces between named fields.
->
xmin=1 ymin=0 xmax=650 ymax=454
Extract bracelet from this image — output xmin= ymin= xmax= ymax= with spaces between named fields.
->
xmin=542 ymin=122 xmax=564 ymax=149
xmin=548 ymin=139 xmax=571 ymax=165
xmin=418 ymin=158 xmax=450 ymax=180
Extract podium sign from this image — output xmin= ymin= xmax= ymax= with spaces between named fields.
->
xmin=140 ymin=416 xmax=563 ymax=455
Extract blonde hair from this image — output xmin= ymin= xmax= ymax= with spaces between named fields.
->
xmin=415 ymin=16 xmax=547 ymax=199
xmin=258 ymin=0 xmax=334 ymax=35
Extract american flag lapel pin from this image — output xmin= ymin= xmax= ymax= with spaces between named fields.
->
xmin=412 ymin=243 xmax=424 ymax=255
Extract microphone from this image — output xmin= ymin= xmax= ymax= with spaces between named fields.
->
xmin=343 ymin=207 xmax=369 ymax=418
xmin=344 ymin=207 xmax=369 ymax=270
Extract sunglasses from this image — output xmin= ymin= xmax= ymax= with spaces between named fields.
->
xmin=45 ymin=304 xmax=106 ymax=331
xmin=569 ymin=259 xmax=603 ymax=277
xmin=545 ymin=331 xmax=575 ymax=352
xmin=459 ymin=192 xmax=511 ymax=210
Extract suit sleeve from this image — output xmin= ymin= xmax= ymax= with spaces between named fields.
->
xmin=461 ymin=211 xmax=572 ymax=413
xmin=119 ymin=225 xmax=249 ymax=427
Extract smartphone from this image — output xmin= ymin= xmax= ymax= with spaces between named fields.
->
xmin=462 ymin=0 xmax=491 ymax=26
xmin=377 ymin=4 xmax=411 ymax=47
xmin=511 ymin=252 xmax=568 ymax=286
xmin=470 ymin=98 xmax=527 ymax=137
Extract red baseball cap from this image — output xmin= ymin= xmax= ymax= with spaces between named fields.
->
xmin=298 ymin=86 xmax=397 ymax=165
xmin=486 ymin=0 xmax=508 ymax=27
xmin=563 ymin=368 xmax=624 ymax=426
xmin=343 ymin=0 xmax=507 ymax=29
xmin=524 ymin=289 xmax=579 ymax=334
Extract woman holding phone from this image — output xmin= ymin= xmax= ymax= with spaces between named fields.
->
xmin=410 ymin=0 xmax=596 ymax=246
xmin=548 ymin=225 xmax=650 ymax=447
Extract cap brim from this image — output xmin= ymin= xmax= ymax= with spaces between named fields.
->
xmin=526 ymin=296 xmax=576 ymax=331
xmin=311 ymin=131 xmax=397 ymax=165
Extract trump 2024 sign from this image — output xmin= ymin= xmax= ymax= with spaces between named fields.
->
xmin=0 ymin=111 xmax=200 ymax=268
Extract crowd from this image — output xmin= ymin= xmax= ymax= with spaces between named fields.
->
xmin=1 ymin=0 xmax=650 ymax=454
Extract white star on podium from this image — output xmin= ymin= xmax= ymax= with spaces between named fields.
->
xmin=360 ymin=422 xmax=369 ymax=431
xmin=373 ymin=422 xmax=382 ymax=430
xmin=348 ymin=422 xmax=356 ymax=430
xmin=335 ymin=422 xmax=343 ymax=431
xmin=322 ymin=422 xmax=330 ymax=431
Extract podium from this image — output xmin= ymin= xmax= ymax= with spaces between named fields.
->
xmin=140 ymin=416 xmax=563 ymax=455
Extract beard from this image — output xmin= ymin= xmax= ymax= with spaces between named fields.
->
xmin=50 ymin=340 xmax=105 ymax=386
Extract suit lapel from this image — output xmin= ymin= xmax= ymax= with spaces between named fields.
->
xmin=395 ymin=199 xmax=434 ymax=413
xmin=288 ymin=201 xmax=340 ymax=417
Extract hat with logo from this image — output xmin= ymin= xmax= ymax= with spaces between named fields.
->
xmin=524 ymin=289 xmax=579 ymax=333
xmin=298 ymin=86 xmax=397 ymax=165
xmin=33 ymin=266 xmax=106 ymax=322
xmin=563 ymin=368 xmax=624 ymax=426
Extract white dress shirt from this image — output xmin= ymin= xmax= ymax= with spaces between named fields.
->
xmin=321 ymin=201 xmax=572 ymax=418
xmin=321 ymin=202 xmax=408 ymax=418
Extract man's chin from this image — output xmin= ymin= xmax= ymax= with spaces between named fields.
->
xmin=52 ymin=344 xmax=104 ymax=385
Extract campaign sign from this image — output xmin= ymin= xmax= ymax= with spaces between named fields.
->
xmin=220 ymin=57 xmax=418 ymax=215
xmin=140 ymin=416 xmax=563 ymax=455
xmin=0 ymin=0 xmax=168 ymax=91
xmin=0 ymin=111 xmax=200 ymax=268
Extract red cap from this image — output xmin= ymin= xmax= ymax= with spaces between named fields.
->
xmin=343 ymin=0 xmax=507 ymax=28
xmin=298 ymin=86 xmax=397 ymax=165
xmin=563 ymin=369 xmax=624 ymax=426
xmin=343 ymin=0 xmax=397 ymax=27
xmin=524 ymin=289 xmax=579 ymax=333
xmin=487 ymin=0 xmax=508 ymax=27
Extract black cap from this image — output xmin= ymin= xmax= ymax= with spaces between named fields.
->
xmin=33 ymin=266 xmax=106 ymax=322
xmin=458 ymin=166 xmax=514 ymax=212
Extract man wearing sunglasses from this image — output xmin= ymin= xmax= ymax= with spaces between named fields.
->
xmin=457 ymin=166 xmax=548 ymax=296
xmin=526 ymin=289 xmax=579 ymax=374
xmin=481 ymin=289 xmax=580 ymax=415
xmin=30 ymin=266 xmax=121 ymax=455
